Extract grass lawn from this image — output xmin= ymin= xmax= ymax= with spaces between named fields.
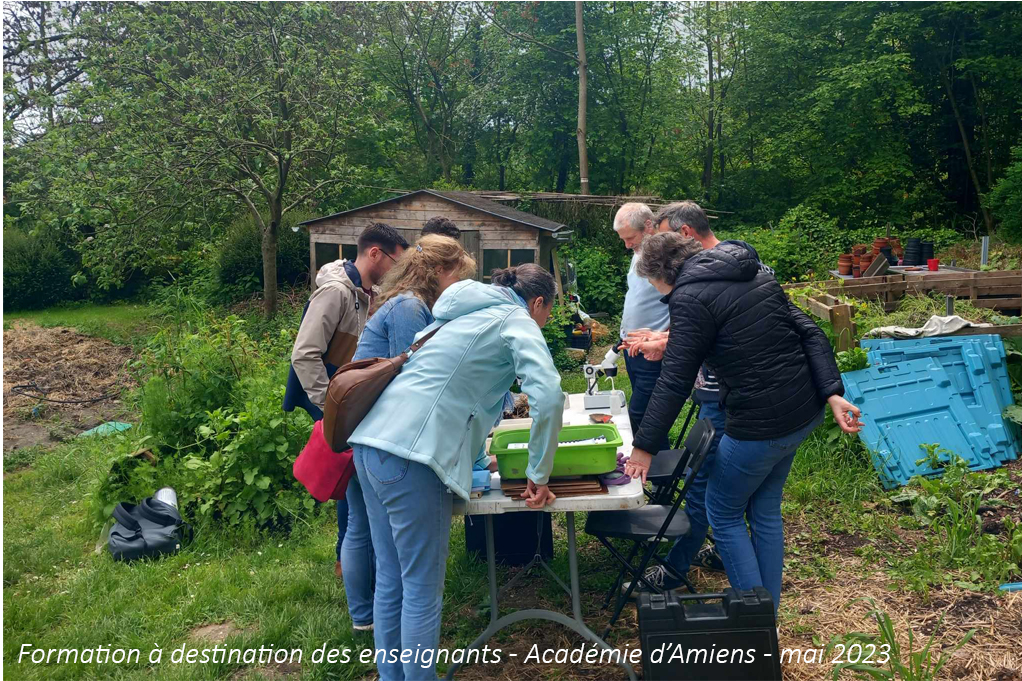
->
xmin=4 ymin=304 xmax=1021 ymax=680
xmin=3 ymin=302 xmax=159 ymax=346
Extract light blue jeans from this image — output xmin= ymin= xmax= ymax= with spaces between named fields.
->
xmin=353 ymin=444 xmax=453 ymax=681
xmin=706 ymin=409 xmax=824 ymax=611
xmin=665 ymin=399 xmax=727 ymax=574
xmin=341 ymin=473 xmax=375 ymax=627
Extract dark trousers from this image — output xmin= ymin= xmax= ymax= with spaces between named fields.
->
xmin=623 ymin=351 xmax=671 ymax=453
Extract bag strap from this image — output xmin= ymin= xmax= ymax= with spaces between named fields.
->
xmin=112 ymin=503 xmax=142 ymax=532
xmin=406 ymin=323 xmax=444 ymax=355
xmin=138 ymin=498 xmax=182 ymax=526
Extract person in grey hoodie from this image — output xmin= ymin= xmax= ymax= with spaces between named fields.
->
xmin=282 ymin=222 xmax=408 ymax=580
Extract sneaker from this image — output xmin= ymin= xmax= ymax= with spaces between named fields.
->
xmin=620 ymin=564 xmax=684 ymax=597
xmin=693 ymin=544 xmax=725 ymax=573
xmin=353 ymin=623 xmax=374 ymax=632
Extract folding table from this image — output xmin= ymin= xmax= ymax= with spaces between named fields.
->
xmin=448 ymin=393 xmax=644 ymax=680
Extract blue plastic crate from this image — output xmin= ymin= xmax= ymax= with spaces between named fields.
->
xmin=842 ymin=359 xmax=1003 ymax=488
xmin=860 ymin=335 xmax=1018 ymax=463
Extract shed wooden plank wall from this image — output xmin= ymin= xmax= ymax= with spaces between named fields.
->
xmin=307 ymin=194 xmax=544 ymax=284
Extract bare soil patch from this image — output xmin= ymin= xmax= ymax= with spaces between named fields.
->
xmin=188 ymin=621 xmax=246 ymax=644
xmin=3 ymin=322 xmax=135 ymax=452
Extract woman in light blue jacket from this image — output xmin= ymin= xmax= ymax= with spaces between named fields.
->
xmin=342 ymin=235 xmax=476 ymax=633
xmin=349 ymin=264 xmax=563 ymax=681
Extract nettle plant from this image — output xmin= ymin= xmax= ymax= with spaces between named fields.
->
xmin=180 ymin=377 xmax=313 ymax=529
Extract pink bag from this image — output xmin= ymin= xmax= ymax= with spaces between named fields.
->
xmin=293 ymin=420 xmax=355 ymax=502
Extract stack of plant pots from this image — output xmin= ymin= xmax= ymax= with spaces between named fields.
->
xmin=872 ymin=237 xmax=890 ymax=255
xmin=921 ymin=242 xmax=935 ymax=262
xmin=838 ymin=253 xmax=853 ymax=276
xmin=904 ymin=238 xmax=922 ymax=265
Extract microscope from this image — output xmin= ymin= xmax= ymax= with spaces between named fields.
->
xmin=583 ymin=345 xmax=627 ymax=411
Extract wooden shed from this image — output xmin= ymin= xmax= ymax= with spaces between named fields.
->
xmin=299 ymin=189 xmax=569 ymax=286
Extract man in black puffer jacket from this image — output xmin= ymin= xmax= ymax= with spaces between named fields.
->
xmin=624 ymin=233 xmax=862 ymax=612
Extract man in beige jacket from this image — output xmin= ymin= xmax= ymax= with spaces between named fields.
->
xmin=283 ymin=222 xmax=409 ymax=421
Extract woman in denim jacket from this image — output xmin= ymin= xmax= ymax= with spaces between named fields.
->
xmin=341 ymin=235 xmax=476 ymax=632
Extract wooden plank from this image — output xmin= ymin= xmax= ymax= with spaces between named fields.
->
xmin=970 ymin=298 xmax=1022 ymax=309
xmin=831 ymin=303 xmax=855 ymax=352
xmin=805 ymin=296 xmax=835 ymax=321
xmin=311 ymin=234 xmax=359 ymax=245
xmin=861 ymin=256 xmax=889 ymax=278
xmin=941 ymin=324 xmax=1022 ymax=337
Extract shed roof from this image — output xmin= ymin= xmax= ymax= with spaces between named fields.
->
xmin=299 ymin=189 xmax=567 ymax=233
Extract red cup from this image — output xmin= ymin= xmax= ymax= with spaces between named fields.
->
xmin=927 ymin=258 xmax=939 ymax=271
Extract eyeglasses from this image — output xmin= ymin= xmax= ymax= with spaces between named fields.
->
xmin=381 ymin=250 xmax=398 ymax=264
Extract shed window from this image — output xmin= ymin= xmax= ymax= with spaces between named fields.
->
xmin=483 ymin=249 xmax=535 ymax=281
xmin=341 ymin=244 xmax=358 ymax=261
xmin=315 ymin=242 xmax=340 ymax=269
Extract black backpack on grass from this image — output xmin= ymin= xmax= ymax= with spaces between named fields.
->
xmin=108 ymin=497 xmax=192 ymax=562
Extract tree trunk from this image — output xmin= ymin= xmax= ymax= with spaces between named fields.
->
xmin=941 ymin=68 xmax=993 ymax=233
xmin=575 ymin=1 xmax=590 ymax=195
xmin=701 ymin=2 xmax=715 ymax=203
xmin=262 ymin=203 xmax=281 ymax=318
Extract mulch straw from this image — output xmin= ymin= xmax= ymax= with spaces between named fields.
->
xmin=448 ymin=515 xmax=1021 ymax=681
xmin=2 ymin=322 xmax=135 ymax=417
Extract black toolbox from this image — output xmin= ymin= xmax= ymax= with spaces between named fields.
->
xmin=638 ymin=587 xmax=781 ymax=681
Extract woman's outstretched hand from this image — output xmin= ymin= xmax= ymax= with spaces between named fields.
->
xmin=828 ymin=395 xmax=864 ymax=433
xmin=624 ymin=447 xmax=653 ymax=484
xmin=524 ymin=480 xmax=557 ymax=508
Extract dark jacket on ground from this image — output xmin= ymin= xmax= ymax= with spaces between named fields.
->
xmin=632 ymin=242 xmax=842 ymax=449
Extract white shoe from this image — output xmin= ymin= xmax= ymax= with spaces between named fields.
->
xmin=353 ymin=623 xmax=374 ymax=632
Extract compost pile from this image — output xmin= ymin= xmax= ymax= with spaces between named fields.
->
xmin=3 ymin=323 xmax=135 ymax=447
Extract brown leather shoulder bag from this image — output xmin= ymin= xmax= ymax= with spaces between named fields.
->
xmin=321 ymin=326 xmax=441 ymax=452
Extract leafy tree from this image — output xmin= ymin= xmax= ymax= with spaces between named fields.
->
xmin=21 ymin=2 xmax=381 ymax=315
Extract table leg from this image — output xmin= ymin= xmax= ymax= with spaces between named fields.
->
xmin=445 ymin=513 xmax=637 ymax=681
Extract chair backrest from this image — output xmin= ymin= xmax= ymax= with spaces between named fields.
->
xmin=665 ymin=417 xmax=716 ymax=502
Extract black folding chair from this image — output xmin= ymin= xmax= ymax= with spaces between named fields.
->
xmin=584 ymin=417 xmax=716 ymax=637
xmin=644 ymin=402 xmax=701 ymax=505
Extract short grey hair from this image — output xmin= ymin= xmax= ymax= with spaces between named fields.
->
xmin=654 ymin=201 xmax=711 ymax=237
xmin=613 ymin=202 xmax=654 ymax=233
xmin=636 ymin=232 xmax=704 ymax=285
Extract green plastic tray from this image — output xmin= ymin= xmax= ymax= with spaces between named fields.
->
xmin=491 ymin=423 xmax=622 ymax=480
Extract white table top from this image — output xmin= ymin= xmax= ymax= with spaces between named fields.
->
xmin=453 ymin=393 xmax=645 ymax=516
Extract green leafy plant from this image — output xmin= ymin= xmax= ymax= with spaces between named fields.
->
xmin=828 ymin=598 xmax=974 ymax=680
xmin=561 ymin=239 xmax=629 ymax=315
xmin=178 ymin=376 xmax=313 ymax=528
xmin=915 ymin=443 xmax=954 ymax=471
xmin=888 ymin=458 xmax=1021 ymax=590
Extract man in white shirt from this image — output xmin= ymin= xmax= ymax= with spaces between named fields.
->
xmin=613 ymin=203 xmax=671 ymax=454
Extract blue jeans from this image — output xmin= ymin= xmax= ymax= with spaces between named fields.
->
xmin=354 ymin=444 xmax=453 ymax=681
xmin=623 ymin=351 xmax=670 ymax=453
xmin=707 ymin=410 xmax=824 ymax=611
xmin=341 ymin=473 xmax=376 ymax=627
xmin=666 ymin=398 xmax=727 ymax=575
